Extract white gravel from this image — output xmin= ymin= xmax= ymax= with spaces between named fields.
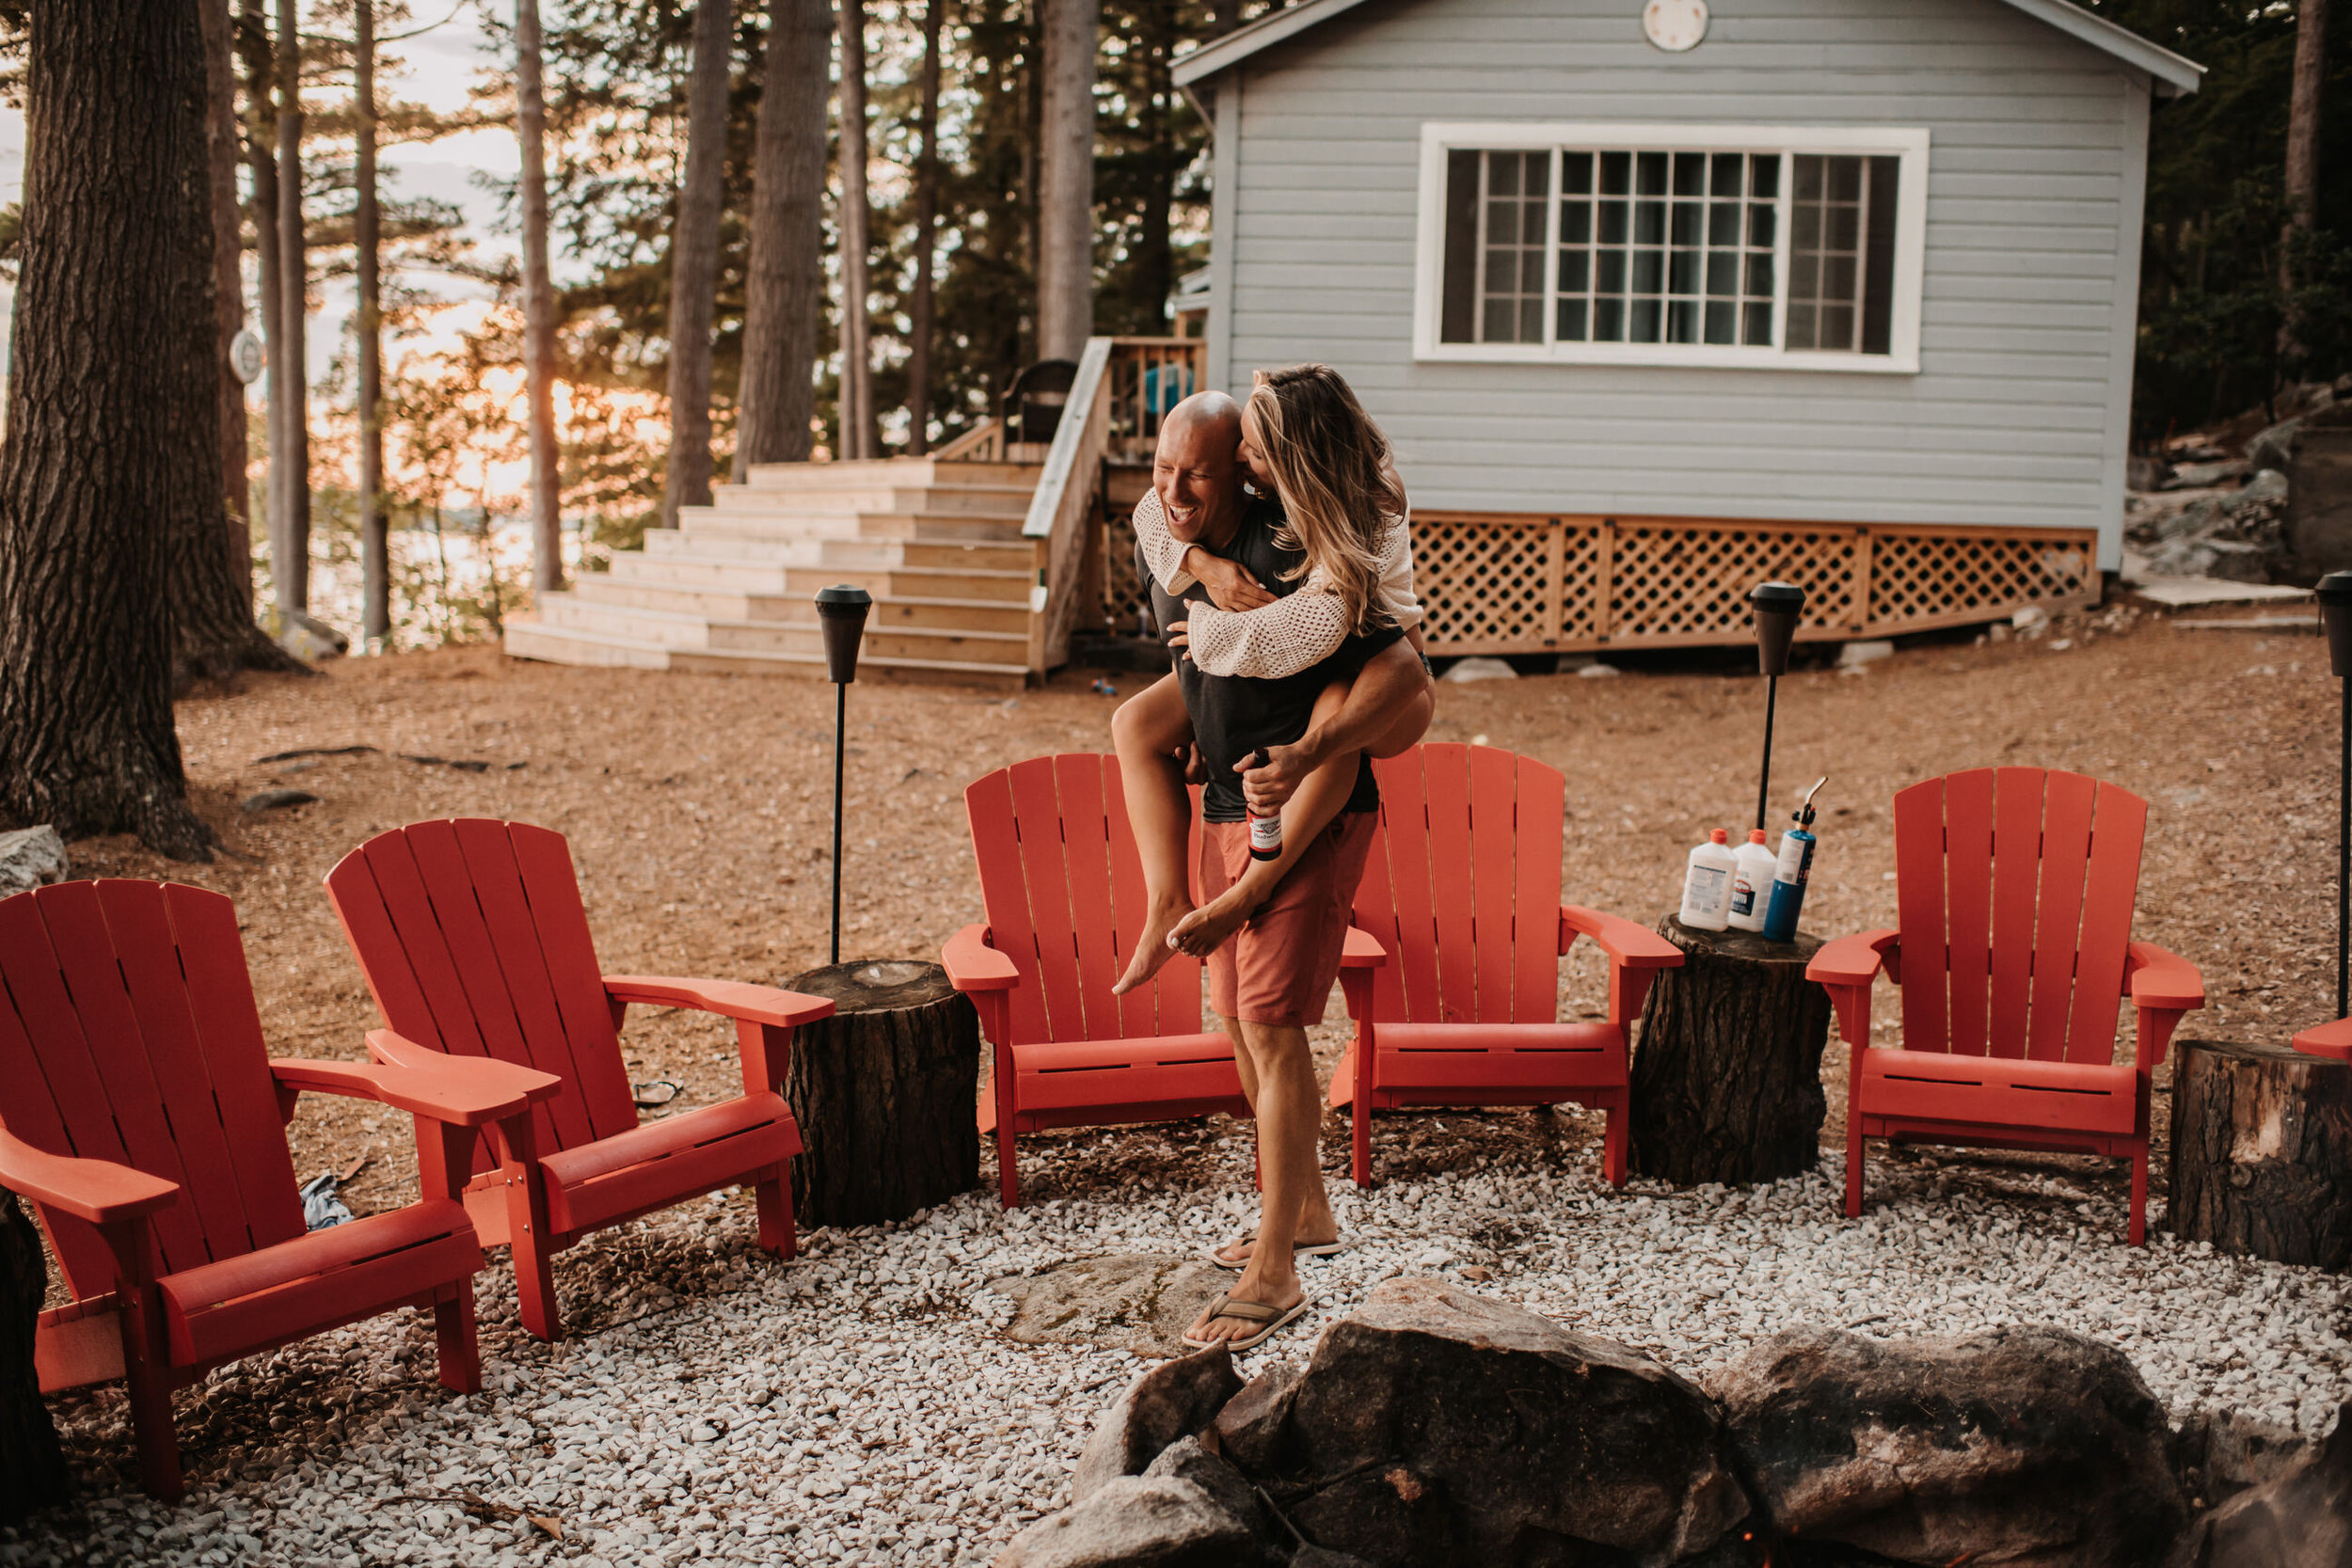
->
xmin=8 ymin=1125 xmax=2349 ymax=1565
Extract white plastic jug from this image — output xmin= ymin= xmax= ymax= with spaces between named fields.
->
xmin=1679 ymin=829 xmax=1737 ymax=932
xmin=1728 ymin=829 xmax=1776 ymax=933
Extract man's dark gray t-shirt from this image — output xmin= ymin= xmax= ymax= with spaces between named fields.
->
xmin=1140 ymin=497 xmax=1401 ymax=824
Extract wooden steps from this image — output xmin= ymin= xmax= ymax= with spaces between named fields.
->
xmin=503 ymin=455 xmax=1044 ymax=688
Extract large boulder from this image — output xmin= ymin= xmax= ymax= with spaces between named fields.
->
xmin=0 ymin=827 xmax=67 ymax=897
xmin=1714 ymin=1323 xmax=2185 ymax=1568
xmin=993 ymin=1474 xmax=1266 ymax=1568
xmin=1248 ymin=1278 xmax=1753 ymax=1567
xmin=1070 ymin=1344 xmax=1244 ymax=1504
xmin=2173 ymin=1402 xmax=2352 ymax=1567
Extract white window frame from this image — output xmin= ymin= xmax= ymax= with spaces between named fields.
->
xmin=1413 ymin=121 xmax=1931 ymax=374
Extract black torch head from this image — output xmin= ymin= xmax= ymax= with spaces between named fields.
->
xmin=814 ymin=584 xmax=873 ymax=684
xmin=1751 ymin=581 xmax=1806 ymax=677
xmin=2320 ymin=572 xmax=2352 ymax=679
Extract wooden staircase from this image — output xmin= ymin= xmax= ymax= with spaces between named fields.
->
xmin=504 ymin=456 xmax=1045 ymax=689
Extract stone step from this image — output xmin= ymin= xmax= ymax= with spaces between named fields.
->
xmin=505 ymin=618 xmax=1028 ymax=690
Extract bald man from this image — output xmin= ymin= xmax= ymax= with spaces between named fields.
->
xmin=1108 ymin=390 xmax=1425 ymax=1351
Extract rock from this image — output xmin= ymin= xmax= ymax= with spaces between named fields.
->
xmin=264 ymin=606 xmax=351 ymax=661
xmin=993 ymin=1475 xmax=1265 ymax=1568
xmin=240 ymin=788 xmax=319 ymax=815
xmin=2172 ymin=1402 xmax=2352 ymax=1567
xmin=2175 ymin=1409 xmax=2310 ymax=1509
xmin=1441 ymin=657 xmax=1517 ymax=683
xmin=1835 ymin=640 xmax=1894 ymax=668
xmin=1214 ymin=1360 xmax=1305 ymax=1473
xmin=989 ymin=1253 xmax=1233 ymax=1358
xmin=1143 ymin=1437 xmax=1275 ymax=1548
xmin=1248 ymin=1278 xmax=1751 ymax=1566
xmin=1576 ymin=662 xmax=1621 ymax=679
xmin=1071 ymin=1344 xmax=1245 ymax=1504
xmin=0 ymin=826 xmax=68 ymax=896
xmin=2011 ymin=605 xmax=2050 ymax=634
xmin=1288 ymin=1551 xmax=1374 ymax=1568
xmin=2249 ymin=417 xmax=2306 ymax=476
xmin=2166 ymin=458 xmax=2249 ymax=490
xmin=2127 ymin=452 xmax=2168 ymax=492
xmin=1713 ymin=1323 xmax=2185 ymax=1568
xmin=2244 ymin=467 xmax=2291 ymax=505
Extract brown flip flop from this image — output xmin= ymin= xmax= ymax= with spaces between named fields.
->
xmin=1182 ymin=1291 xmax=1314 ymax=1353
xmin=1201 ymin=1236 xmax=1346 ymax=1271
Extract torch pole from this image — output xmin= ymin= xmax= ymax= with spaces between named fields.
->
xmin=831 ymin=680 xmax=847 ymax=967
xmin=2340 ymin=673 xmax=2348 ymax=1021
xmin=1756 ymin=673 xmax=1779 ymax=836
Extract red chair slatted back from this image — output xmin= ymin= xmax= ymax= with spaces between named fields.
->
xmin=1355 ymin=745 xmax=1566 ymax=1026
xmin=0 ymin=881 xmax=304 ymax=1299
xmin=326 ymin=819 xmax=640 ymax=1162
xmin=963 ymin=754 xmax=1205 ymax=1045
xmin=1891 ymin=768 xmax=2148 ymax=1064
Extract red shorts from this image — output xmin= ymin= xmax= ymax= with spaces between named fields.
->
xmin=1200 ymin=812 xmax=1378 ymax=1028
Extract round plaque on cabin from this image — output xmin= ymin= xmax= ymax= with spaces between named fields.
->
xmin=1642 ymin=0 xmax=1708 ymax=51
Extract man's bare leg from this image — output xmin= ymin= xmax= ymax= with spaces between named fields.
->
xmin=1111 ymin=673 xmax=1202 ymax=994
xmin=1189 ymin=1018 xmax=1332 ymax=1341
xmin=1169 ymin=642 xmax=1434 ymax=958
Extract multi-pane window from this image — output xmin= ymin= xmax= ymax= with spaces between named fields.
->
xmin=1434 ymin=136 xmax=1917 ymax=363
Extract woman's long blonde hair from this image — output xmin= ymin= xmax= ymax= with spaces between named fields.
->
xmin=1245 ymin=363 xmax=1407 ymax=635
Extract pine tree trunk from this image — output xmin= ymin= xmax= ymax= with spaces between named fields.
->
xmin=904 ymin=0 xmax=943 ymax=454
xmin=356 ymin=0 xmax=388 ymax=644
xmin=198 ymin=0 xmax=247 ymax=531
xmin=837 ymin=0 xmax=876 ymax=460
xmin=1134 ymin=10 xmax=1173 ymax=329
xmin=242 ymin=0 xmax=280 ymax=564
xmin=733 ymin=0 xmax=834 ymax=473
xmin=0 ymin=1190 xmax=66 ymax=1526
xmin=273 ymin=0 xmax=309 ymax=614
xmin=782 ymin=961 xmax=981 ymax=1227
xmin=660 ymin=0 xmax=734 ymax=528
xmin=2279 ymin=0 xmax=2328 ymax=363
xmin=516 ymin=0 xmax=564 ymax=594
xmin=0 ymin=0 xmax=218 ymax=861
xmin=1036 ymin=0 xmax=1097 ymax=361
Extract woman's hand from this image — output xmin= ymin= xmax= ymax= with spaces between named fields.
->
xmin=1185 ymin=548 xmax=1277 ymax=612
xmin=1165 ymin=619 xmax=1190 ymax=661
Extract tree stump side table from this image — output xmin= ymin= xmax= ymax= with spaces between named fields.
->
xmin=782 ymin=960 xmax=982 ymax=1228
xmin=2169 ymin=1037 xmax=2352 ymax=1268
xmin=1629 ymin=916 xmax=1832 ymax=1185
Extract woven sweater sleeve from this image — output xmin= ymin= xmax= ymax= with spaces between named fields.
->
xmin=1131 ymin=490 xmax=1199 ymax=593
xmin=1185 ymin=588 xmax=1355 ymax=678
xmin=1379 ymin=516 xmax=1422 ymax=631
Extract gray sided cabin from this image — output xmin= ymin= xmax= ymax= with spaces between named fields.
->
xmin=1170 ymin=0 xmax=2203 ymax=656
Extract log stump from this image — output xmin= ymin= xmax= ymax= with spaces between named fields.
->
xmin=0 ymin=1190 xmax=66 ymax=1523
xmin=1629 ymin=916 xmax=1832 ymax=1185
xmin=782 ymin=959 xmax=982 ymax=1228
xmin=2169 ymin=1037 xmax=2352 ymax=1268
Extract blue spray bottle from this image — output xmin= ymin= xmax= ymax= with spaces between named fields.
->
xmin=1761 ymin=777 xmax=1828 ymax=943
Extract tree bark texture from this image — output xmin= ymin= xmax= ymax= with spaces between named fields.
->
xmin=516 ymin=0 xmax=564 ymax=594
xmin=904 ymin=0 xmax=943 ymax=454
xmin=1629 ymin=918 xmax=1831 ymax=1185
xmin=1036 ymin=0 xmax=1097 ymax=361
xmin=733 ymin=0 xmax=833 ymax=474
xmin=0 ymin=1191 xmax=66 ymax=1525
xmin=356 ymin=0 xmax=389 ymax=644
xmin=2169 ymin=1037 xmax=2352 ymax=1269
xmin=837 ymin=0 xmax=876 ymax=460
xmin=2280 ymin=0 xmax=2329 ymax=360
xmin=660 ymin=0 xmax=734 ymax=529
xmin=242 ymin=0 xmax=280 ymax=564
xmin=0 ymin=0 xmax=217 ymax=860
xmin=781 ymin=961 xmax=981 ymax=1227
xmin=197 ymin=0 xmax=248 ymax=531
xmin=273 ymin=0 xmax=309 ymax=613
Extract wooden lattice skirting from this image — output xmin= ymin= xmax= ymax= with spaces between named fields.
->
xmin=1406 ymin=514 xmax=2098 ymax=657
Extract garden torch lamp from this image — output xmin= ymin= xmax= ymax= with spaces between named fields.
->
xmin=2320 ymin=574 xmax=2352 ymax=1018
xmin=1750 ymin=582 xmax=1806 ymax=834
xmin=815 ymin=585 xmax=872 ymax=965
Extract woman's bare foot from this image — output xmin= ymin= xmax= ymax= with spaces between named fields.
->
xmin=1113 ymin=897 xmax=1193 ymax=994
xmin=1209 ymin=1222 xmax=1342 ymax=1268
xmin=1168 ymin=884 xmax=1260 ymax=958
xmin=1183 ymin=1276 xmax=1307 ymax=1348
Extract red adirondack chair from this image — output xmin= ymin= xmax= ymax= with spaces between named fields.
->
xmin=946 ymin=753 xmax=1376 ymax=1206
xmin=0 ymin=880 xmax=558 ymax=1499
xmin=1807 ymin=768 xmax=2205 ymax=1244
xmin=1335 ymin=744 xmax=1684 ymax=1187
xmin=326 ymin=819 xmax=834 ymax=1340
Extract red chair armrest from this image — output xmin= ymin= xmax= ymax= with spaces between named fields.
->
xmin=277 ymin=1047 xmax=562 ymax=1128
xmin=1341 ymin=927 xmax=1387 ymax=969
xmin=0 ymin=1127 xmax=177 ymax=1226
xmin=1559 ymin=905 xmax=1683 ymax=967
xmin=1808 ymin=929 xmax=1899 ymax=989
xmin=2124 ymin=942 xmax=2204 ymax=1011
xmin=942 ymin=925 xmax=1020 ymax=991
xmin=2295 ymin=1018 xmax=2352 ymax=1060
xmin=603 ymin=974 xmax=835 ymax=1028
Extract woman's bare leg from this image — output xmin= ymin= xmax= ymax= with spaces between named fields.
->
xmin=1112 ymin=673 xmax=1201 ymax=994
